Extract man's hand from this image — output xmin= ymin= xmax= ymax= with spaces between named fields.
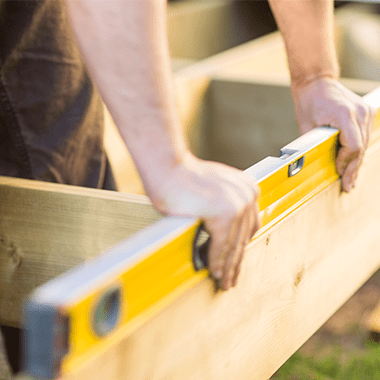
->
xmin=149 ymin=153 xmax=260 ymax=291
xmin=291 ymin=77 xmax=375 ymax=192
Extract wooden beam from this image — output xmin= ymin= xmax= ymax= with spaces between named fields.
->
xmin=167 ymin=0 xmax=275 ymax=61
xmin=1 ymin=31 xmax=351 ymax=327
xmin=55 ymin=126 xmax=380 ymax=380
xmin=367 ymin=300 xmax=380 ymax=340
xmin=0 ymin=179 xmax=160 ymax=326
xmin=205 ymin=79 xmax=298 ymax=168
xmin=205 ymin=76 xmax=380 ymax=170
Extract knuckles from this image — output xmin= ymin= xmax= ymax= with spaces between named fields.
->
xmin=349 ymin=142 xmax=365 ymax=158
xmin=355 ymin=103 xmax=369 ymax=122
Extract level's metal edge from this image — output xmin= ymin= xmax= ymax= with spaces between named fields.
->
xmin=23 ymin=302 xmax=62 ymax=380
xmin=30 ymin=216 xmax=198 ymax=307
xmin=245 ymin=126 xmax=338 ymax=182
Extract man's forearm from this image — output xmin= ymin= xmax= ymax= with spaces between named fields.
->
xmin=268 ymin=0 xmax=339 ymax=86
xmin=64 ymin=0 xmax=261 ymax=290
xmin=65 ymin=0 xmax=187 ymax=193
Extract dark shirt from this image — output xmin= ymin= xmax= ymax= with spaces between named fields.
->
xmin=0 ymin=0 xmax=111 ymax=188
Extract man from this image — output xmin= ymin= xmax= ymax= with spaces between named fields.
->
xmin=0 ymin=0 xmax=374 ymax=376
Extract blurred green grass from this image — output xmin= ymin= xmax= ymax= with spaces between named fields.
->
xmin=272 ymin=341 xmax=380 ymax=380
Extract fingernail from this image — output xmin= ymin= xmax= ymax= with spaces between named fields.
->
xmin=214 ymin=269 xmax=222 ymax=279
xmin=344 ymin=182 xmax=351 ymax=193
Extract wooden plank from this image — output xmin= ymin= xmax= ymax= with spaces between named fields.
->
xmin=0 ymin=179 xmax=160 ymax=326
xmin=55 ymin=126 xmax=380 ymax=380
xmin=0 ymin=32 xmax=337 ymax=327
xmin=168 ymin=0 xmax=237 ymax=60
xmin=206 ymin=80 xmax=298 ymax=168
xmin=335 ymin=3 xmax=380 ymax=81
xmin=167 ymin=0 xmax=275 ymax=61
xmin=205 ymin=76 xmax=380 ymax=170
xmin=367 ymin=300 xmax=380 ymax=339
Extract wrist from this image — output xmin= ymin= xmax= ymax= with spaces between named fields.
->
xmin=290 ymin=66 xmax=339 ymax=89
xmin=136 ymin=144 xmax=193 ymax=201
xmin=290 ymin=74 xmax=340 ymax=102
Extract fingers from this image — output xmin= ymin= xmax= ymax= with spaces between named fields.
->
xmin=222 ymin=200 xmax=259 ymax=290
xmin=366 ymin=104 xmax=377 ymax=146
xmin=219 ymin=216 xmax=246 ymax=290
xmin=336 ymin=118 xmax=363 ymax=192
xmin=205 ymin=185 xmax=260 ymax=291
xmin=155 ymin=154 xmax=261 ymax=291
xmin=292 ymin=77 xmax=376 ymax=194
xmin=206 ymin=216 xmax=239 ymax=282
xmin=339 ymin=154 xmax=362 ymax=192
xmin=336 ymin=102 xmax=375 ymax=192
xmin=232 ymin=199 xmax=260 ymax=287
xmin=337 ymin=143 xmax=363 ymax=193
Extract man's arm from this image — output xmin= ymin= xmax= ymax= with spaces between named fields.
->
xmin=64 ymin=0 xmax=260 ymax=290
xmin=268 ymin=0 xmax=375 ymax=192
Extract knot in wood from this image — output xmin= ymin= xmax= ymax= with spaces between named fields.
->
xmin=294 ymin=270 xmax=304 ymax=288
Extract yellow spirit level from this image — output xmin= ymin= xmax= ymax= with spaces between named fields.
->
xmin=23 ymin=126 xmax=340 ymax=380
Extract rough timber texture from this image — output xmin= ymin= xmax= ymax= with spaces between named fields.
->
xmin=61 ymin=127 xmax=380 ymax=380
xmin=0 ymin=179 xmax=160 ymax=326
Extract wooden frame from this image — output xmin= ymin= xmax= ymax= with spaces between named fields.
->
xmin=15 ymin=123 xmax=380 ymax=380
xmin=0 ymin=179 xmax=160 ymax=326
xmin=7 ymin=2 xmax=380 ymax=379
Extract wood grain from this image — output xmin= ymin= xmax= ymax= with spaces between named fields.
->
xmin=54 ymin=126 xmax=380 ymax=380
xmin=0 ymin=179 xmax=160 ymax=326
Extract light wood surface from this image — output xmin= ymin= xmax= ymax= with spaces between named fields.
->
xmin=368 ymin=300 xmax=380 ymax=334
xmin=59 ymin=126 xmax=380 ymax=380
xmin=168 ymin=0 xmax=238 ymax=60
xmin=0 ymin=178 xmax=160 ymax=326
xmin=205 ymin=79 xmax=298 ymax=168
xmin=9 ymin=15 xmax=380 ymax=328
xmin=167 ymin=0 xmax=274 ymax=61
xmin=335 ymin=2 xmax=380 ymax=81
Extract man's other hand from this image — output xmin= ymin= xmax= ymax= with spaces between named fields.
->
xmin=292 ymin=77 xmax=376 ymax=192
